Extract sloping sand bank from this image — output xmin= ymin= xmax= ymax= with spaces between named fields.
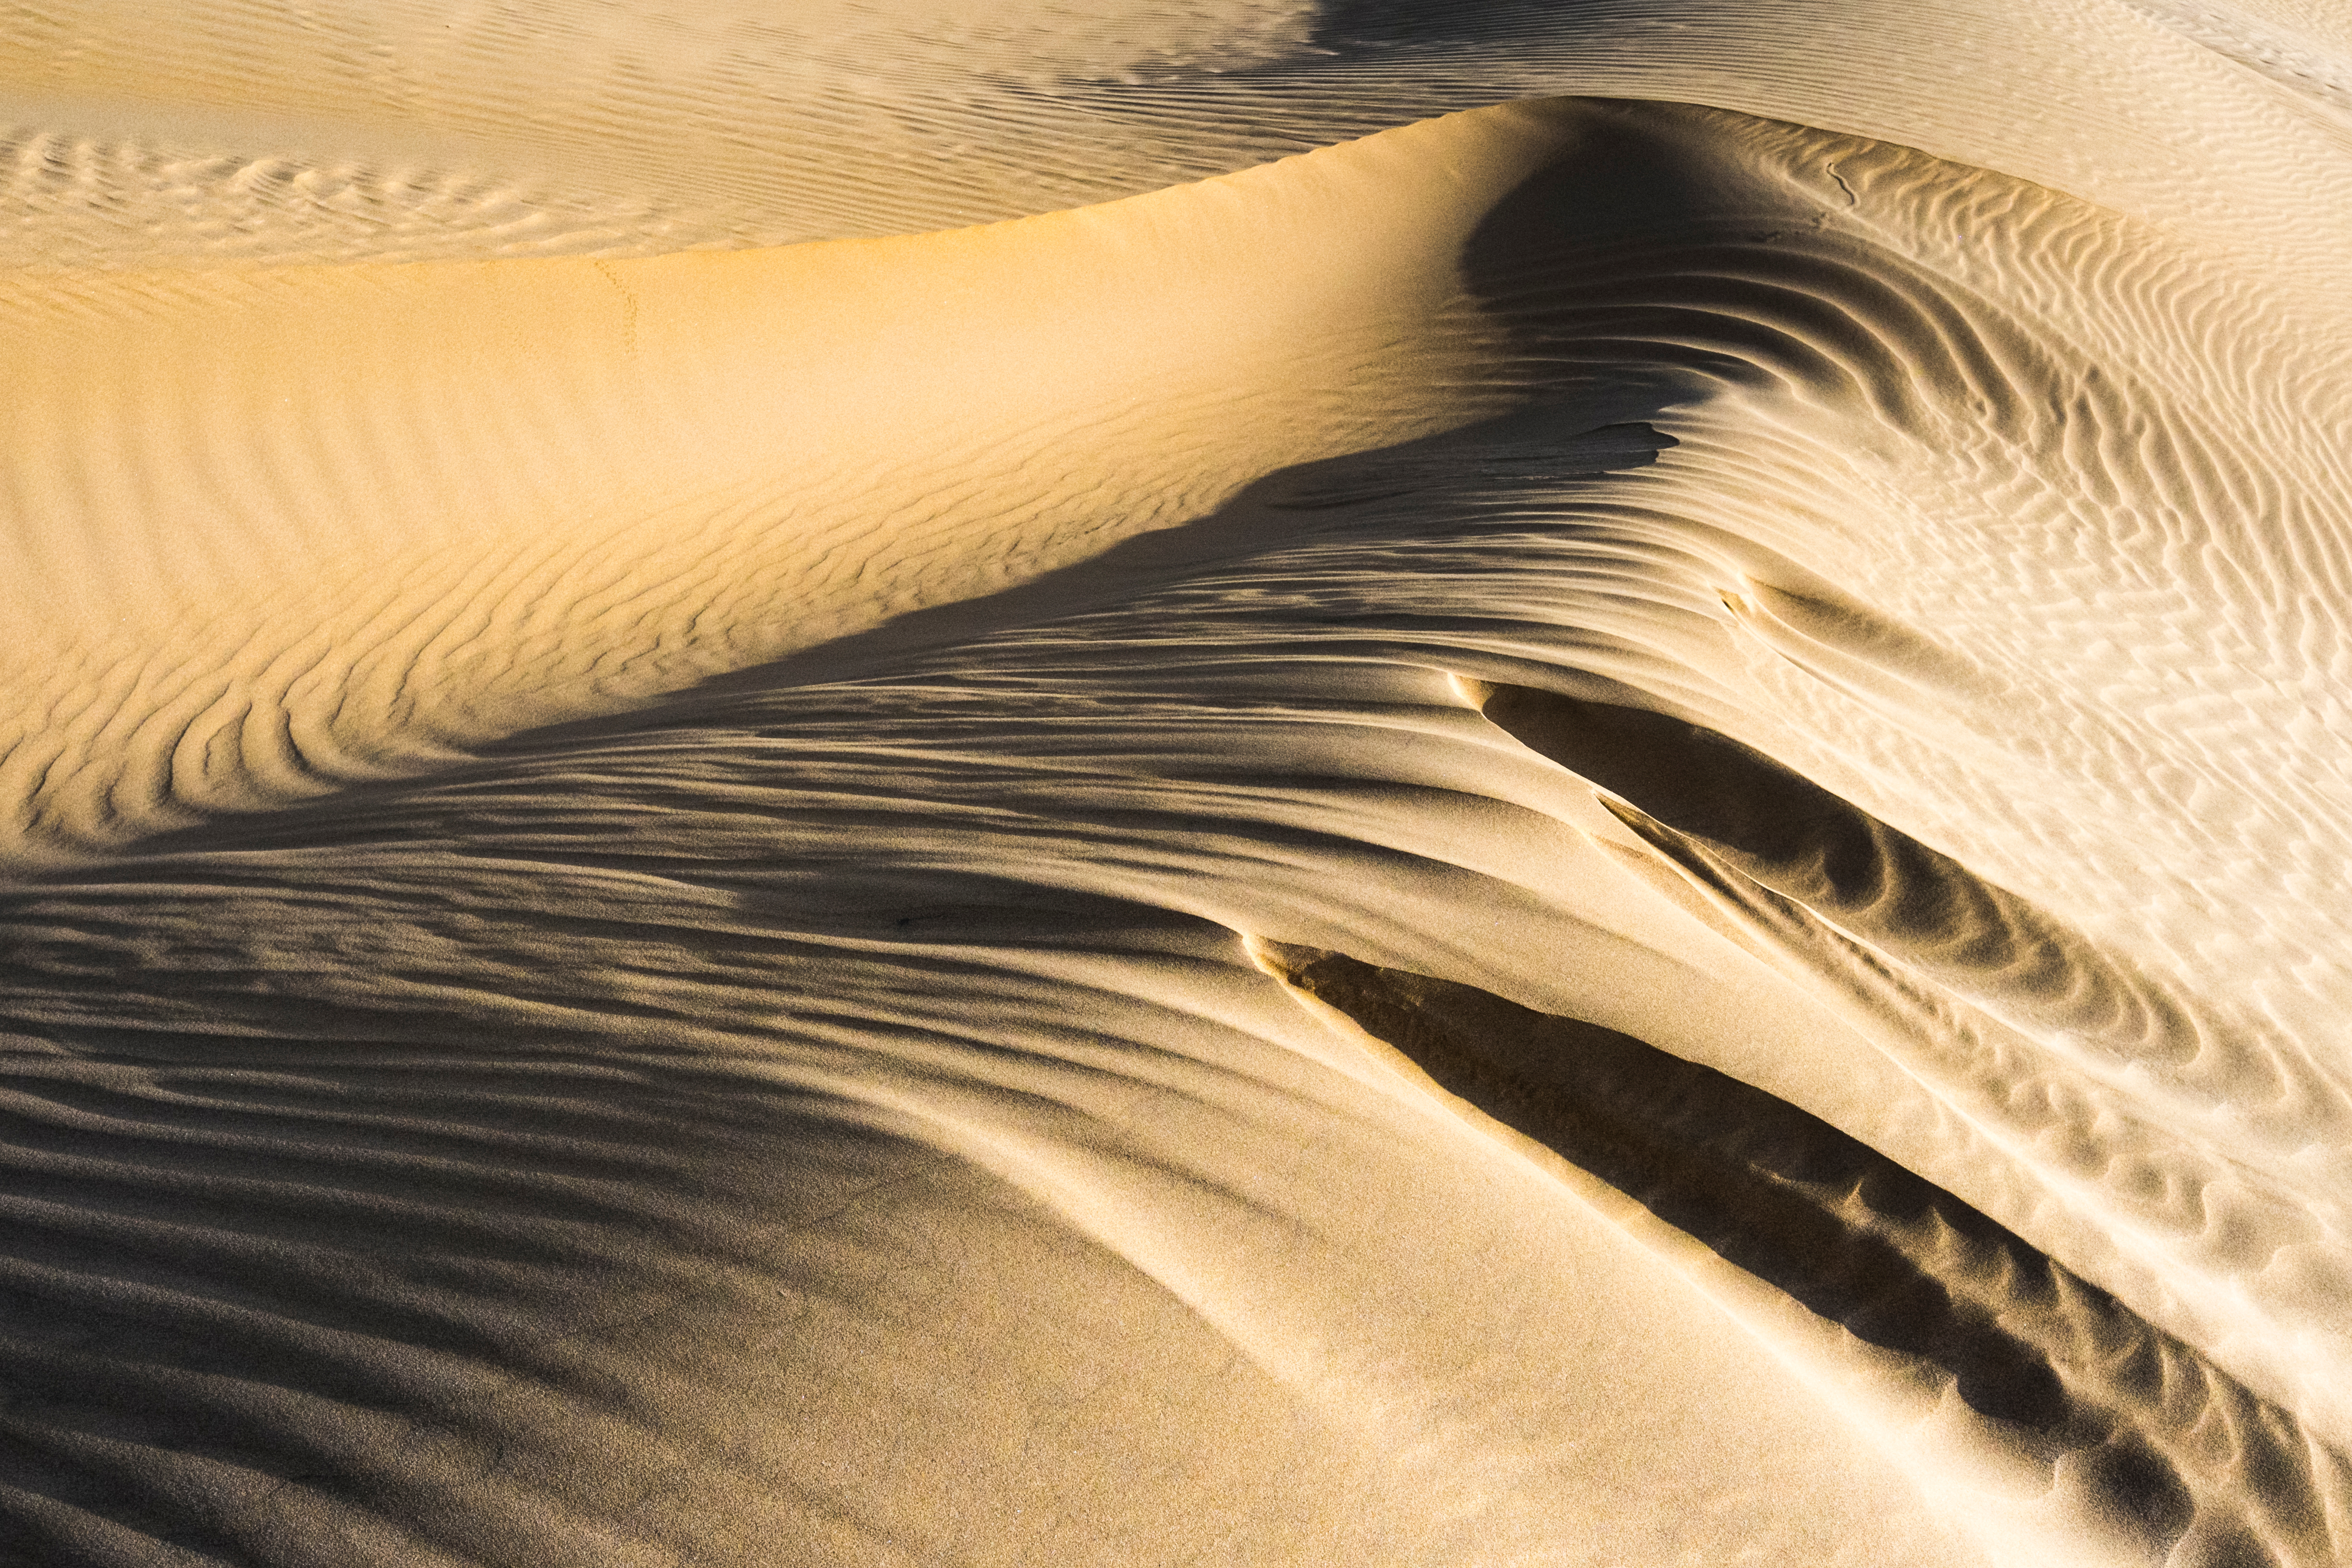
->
xmin=3 ymin=3 xmax=2352 ymax=1564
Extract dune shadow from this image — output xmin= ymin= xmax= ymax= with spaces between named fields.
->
xmin=1257 ymin=940 xmax=2337 ymax=1563
xmin=1475 ymin=682 xmax=2207 ymax=1063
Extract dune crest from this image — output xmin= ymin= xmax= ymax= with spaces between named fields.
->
xmin=0 ymin=99 xmax=1590 ymax=857
xmin=3 ymin=4 xmax=2352 ymax=1564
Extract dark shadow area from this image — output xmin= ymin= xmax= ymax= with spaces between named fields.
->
xmin=0 ymin=865 xmax=1267 ymax=1562
xmin=1476 ymin=682 xmax=2204 ymax=1061
xmin=1301 ymin=0 xmax=1659 ymax=53
xmin=1455 ymin=98 xmax=2037 ymax=441
xmin=1262 ymin=942 xmax=2078 ymax=1430
xmin=0 ymin=1045 xmax=936 ymax=1566
xmin=1257 ymin=941 xmax=2340 ymax=1562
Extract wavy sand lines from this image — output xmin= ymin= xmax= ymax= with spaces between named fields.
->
xmin=2 ymin=9 xmax=2351 ymax=1560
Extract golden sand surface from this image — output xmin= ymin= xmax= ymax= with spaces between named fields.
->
xmin=2 ymin=2 xmax=2351 ymax=1563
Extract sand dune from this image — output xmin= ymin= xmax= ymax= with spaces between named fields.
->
xmin=1256 ymin=940 xmax=2346 ymax=1567
xmin=0 ymin=99 xmax=1575 ymax=855
xmin=3 ymin=1 xmax=2352 ymax=1563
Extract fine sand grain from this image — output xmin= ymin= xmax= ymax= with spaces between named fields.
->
xmin=3 ymin=2 xmax=2351 ymax=1564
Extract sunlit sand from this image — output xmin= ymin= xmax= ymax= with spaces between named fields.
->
xmin=1 ymin=2 xmax=2349 ymax=1563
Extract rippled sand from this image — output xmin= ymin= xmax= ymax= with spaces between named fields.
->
xmin=3 ymin=2 xmax=2351 ymax=1563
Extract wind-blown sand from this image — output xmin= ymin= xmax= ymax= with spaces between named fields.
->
xmin=2 ymin=2 xmax=2350 ymax=1564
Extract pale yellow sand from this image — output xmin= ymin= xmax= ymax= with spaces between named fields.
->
xmin=0 ymin=98 xmax=1576 ymax=852
xmin=1 ymin=2 xmax=2351 ymax=1565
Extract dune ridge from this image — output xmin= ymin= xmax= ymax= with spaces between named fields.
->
xmin=2 ymin=2 xmax=2351 ymax=1562
xmin=0 ymin=98 xmax=1583 ymax=857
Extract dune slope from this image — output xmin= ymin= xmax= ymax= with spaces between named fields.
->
xmin=1 ymin=4 xmax=2351 ymax=1565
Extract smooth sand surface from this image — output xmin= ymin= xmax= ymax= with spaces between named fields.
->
xmin=3 ymin=2 xmax=2352 ymax=1564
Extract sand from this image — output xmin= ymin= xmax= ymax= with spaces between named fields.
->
xmin=0 ymin=2 xmax=2349 ymax=1564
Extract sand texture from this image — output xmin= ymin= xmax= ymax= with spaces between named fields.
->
xmin=2 ymin=1 xmax=2352 ymax=1564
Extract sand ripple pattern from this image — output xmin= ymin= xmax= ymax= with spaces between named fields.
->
xmin=1 ymin=6 xmax=2351 ymax=1563
xmin=1258 ymin=942 xmax=2350 ymax=1568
